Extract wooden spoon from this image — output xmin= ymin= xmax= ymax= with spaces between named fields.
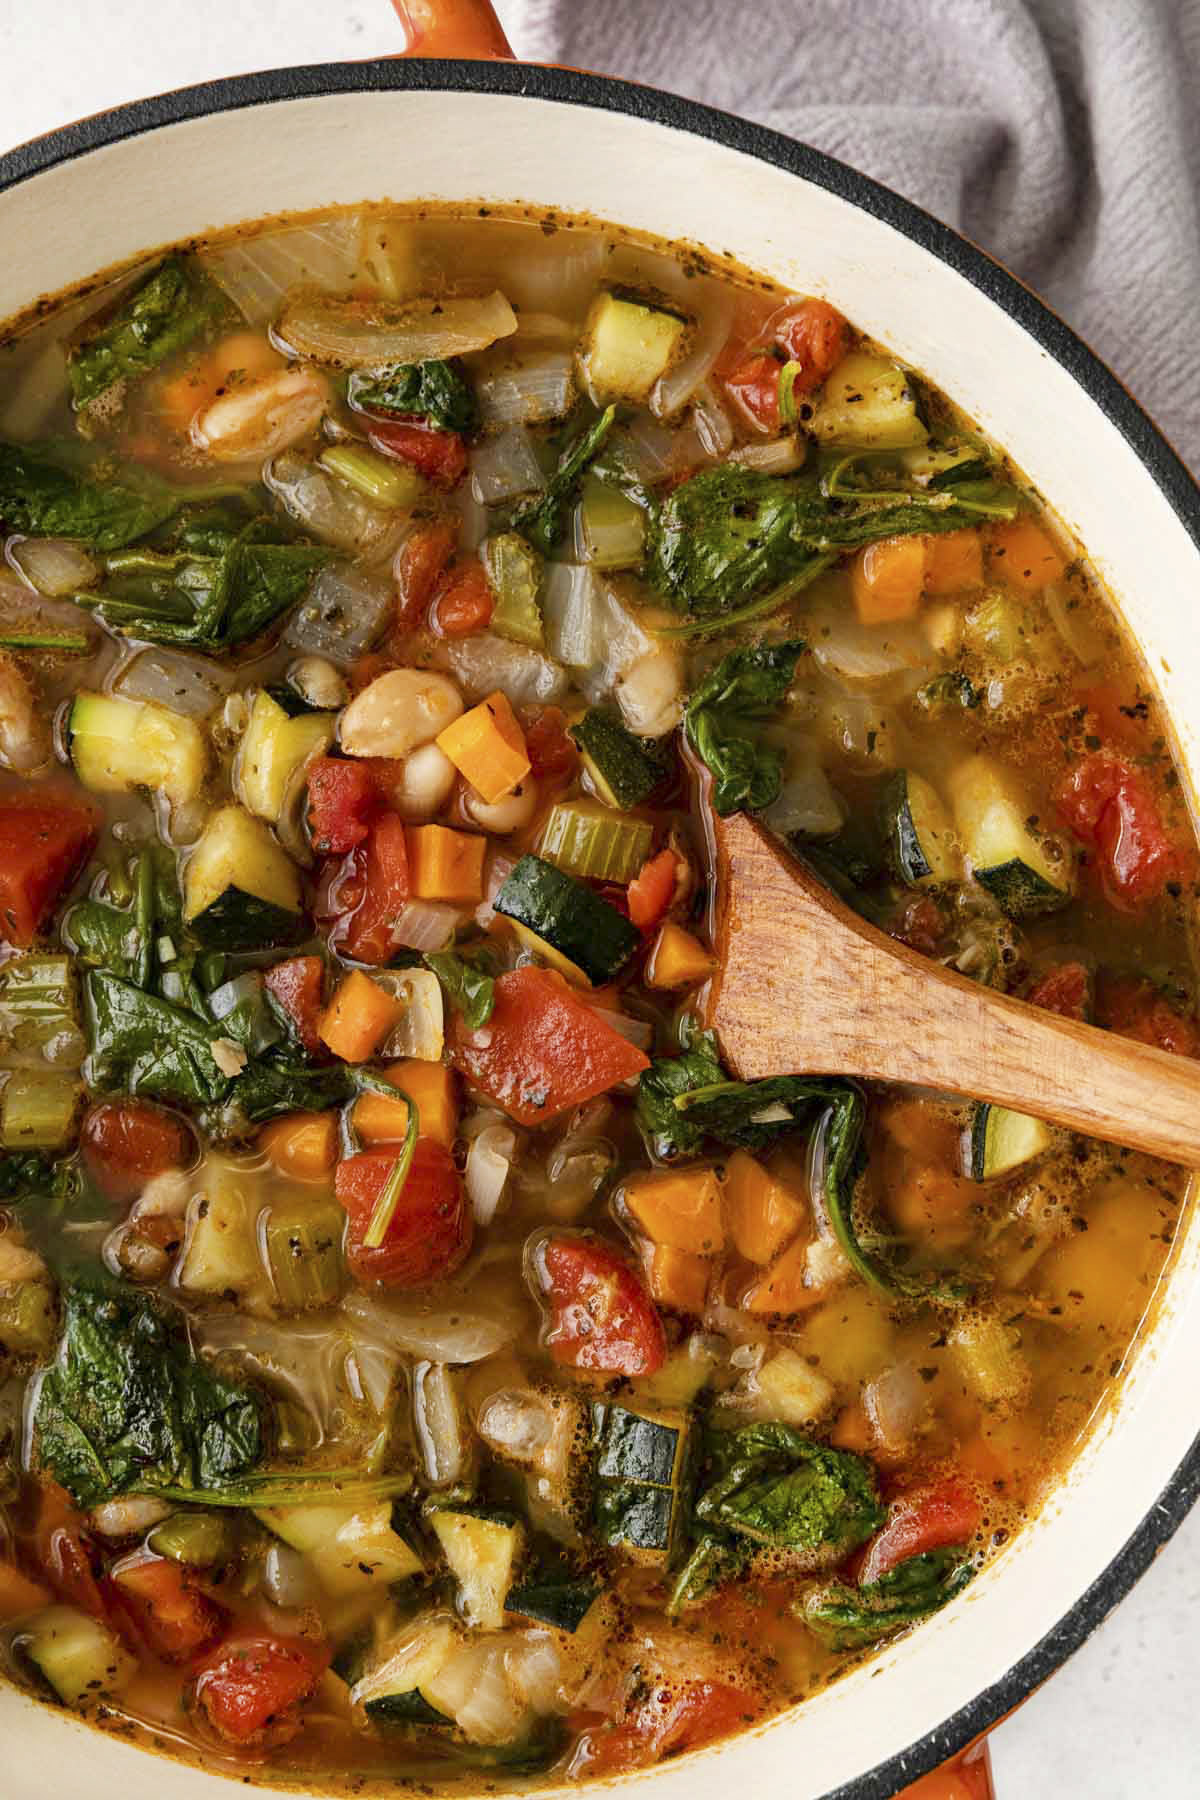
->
xmin=705 ymin=811 xmax=1200 ymax=1167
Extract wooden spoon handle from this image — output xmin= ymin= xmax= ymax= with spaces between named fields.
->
xmin=707 ymin=813 xmax=1200 ymax=1167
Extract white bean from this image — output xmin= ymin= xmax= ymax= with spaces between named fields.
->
xmin=191 ymin=365 xmax=328 ymax=463
xmin=339 ymin=668 xmax=464 ymax=759
xmin=287 ymin=655 xmax=349 ymax=711
xmin=0 ymin=654 xmax=48 ymax=772
xmin=389 ymin=742 xmax=458 ymax=821
xmin=464 ymin=776 xmax=539 ymax=834
xmin=615 ymin=646 xmax=682 ymax=738
xmin=89 ymin=1496 xmax=172 ymax=1540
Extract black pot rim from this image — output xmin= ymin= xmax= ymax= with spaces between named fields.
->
xmin=2 ymin=54 xmax=1199 ymax=1800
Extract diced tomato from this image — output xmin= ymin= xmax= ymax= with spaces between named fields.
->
xmin=430 ymin=563 xmax=494 ymax=638
xmin=723 ymin=352 xmax=782 ymax=433
xmin=80 ymin=1100 xmax=193 ymax=1203
xmin=112 ymin=1554 xmax=224 ymax=1662
xmin=1096 ymin=972 xmax=1200 ymax=1057
xmin=264 ymin=955 xmax=327 ymax=1057
xmin=533 ymin=1232 xmax=666 ymax=1376
xmin=321 ymin=811 xmax=411 ymax=965
xmin=368 ymin=418 xmax=468 ymax=490
xmin=578 ymin=1679 xmax=760 ymax=1775
xmin=449 ymin=966 xmax=649 ymax=1125
xmin=306 ymin=757 xmax=381 ymax=855
xmin=524 ymin=706 xmax=578 ymax=784
xmin=0 ymin=794 xmax=97 ymax=946
xmin=1056 ymin=749 xmax=1177 ymax=907
xmin=192 ymin=1631 xmax=330 ymax=1748
xmin=769 ymin=297 xmax=848 ymax=392
xmin=1026 ymin=962 xmax=1091 ymax=1022
xmin=31 ymin=1482 xmax=108 ymax=1623
xmin=627 ymin=848 xmax=679 ymax=934
xmin=394 ymin=520 xmax=458 ymax=631
xmin=859 ymin=1477 xmax=980 ymax=1586
xmin=336 ymin=1138 xmax=473 ymax=1287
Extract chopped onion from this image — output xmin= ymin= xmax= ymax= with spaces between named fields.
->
xmin=760 ymin=757 xmax=846 ymax=837
xmin=730 ymin=435 xmax=807 ymax=474
xmin=375 ymin=967 xmax=444 ymax=1063
xmin=617 ymin=414 xmax=709 ymax=484
xmin=343 ymin=1290 xmax=518 ymax=1365
xmin=476 ymin=351 xmax=575 ymax=430
xmin=426 ymin=1639 xmax=528 ymax=1742
xmin=346 ymin=1336 xmax=401 ymax=1415
xmin=809 ymin=610 xmax=932 ymax=686
xmin=266 ymin=451 xmax=405 ymax=560
xmin=262 ymin=1542 xmax=324 ymax=1610
xmin=466 ymin=1125 xmax=516 ymax=1226
xmin=444 ymin=634 xmax=568 ymax=707
xmin=502 ymin=232 xmax=605 ymax=313
xmin=1045 ymin=582 xmax=1108 ymax=667
xmin=412 ymin=1361 xmax=467 ymax=1485
xmin=507 ymin=1635 xmax=564 ymax=1715
xmin=276 ymin=289 xmax=518 ymax=368
xmin=470 ymin=425 xmax=545 ymax=504
xmin=652 ymin=290 xmax=735 ymax=419
xmin=476 ymin=853 xmax=516 ymax=927
xmin=8 ymin=536 xmax=99 ymax=597
xmin=863 ymin=1360 xmax=927 ymax=1454
xmin=453 ymin=481 xmax=490 ymax=555
xmin=111 ymin=647 xmax=231 ymax=717
xmin=282 ymin=560 xmax=394 ymax=660
xmin=690 ymin=379 xmax=735 ymax=457
xmin=195 ymin=1312 xmax=354 ymax=1435
xmin=542 ymin=563 xmax=603 ymax=668
xmin=199 ymin=217 xmax=363 ymax=325
xmin=588 ymin=1005 xmax=653 ymax=1055
xmin=603 ymin=242 xmax=695 ymax=308
xmin=512 ymin=312 xmax=576 ymax=344
xmin=388 ymin=900 xmax=465 ymax=955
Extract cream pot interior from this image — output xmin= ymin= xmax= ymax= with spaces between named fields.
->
xmin=2 ymin=60 xmax=1200 ymax=1800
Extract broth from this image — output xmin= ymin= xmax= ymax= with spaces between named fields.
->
xmin=0 ymin=202 xmax=1191 ymax=1790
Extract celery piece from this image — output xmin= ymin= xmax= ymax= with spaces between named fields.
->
xmin=483 ymin=531 xmax=544 ymax=649
xmin=0 ymin=955 xmax=83 ymax=1067
xmin=0 ymin=1071 xmax=80 ymax=1151
xmin=579 ymin=475 xmax=645 ymax=570
xmin=0 ymin=1281 xmax=57 ymax=1357
xmin=318 ymin=444 xmax=424 ymax=510
xmin=264 ymin=1195 xmax=346 ymax=1311
xmin=539 ymin=799 xmax=654 ymax=884
xmin=964 ymin=590 xmax=1024 ymax=663
xmin=148 ymin=1510 xmax=237 ymax=1568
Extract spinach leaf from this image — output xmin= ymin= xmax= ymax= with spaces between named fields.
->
xmin=79 ymin=529 xmax=332 ymax=651
xmin=218 ymin=1057 xmax=354 ymax=1132
xmin=634 ymin=1022 xmax=726 ymax=1160
xmin=84 ymin=970 xmax=233 ymax=1107
xmin=0 ymin=441 xmax=179 ymax=550
xmin=512 ymin=404 xmax=617 ymax=554
xmin=424 ymin=948 xmax=496 ymax=1031
xmin=683 ymin=639 xmax=806 ymax=815
xmin=68 ymin=257 xmax=222 ymax=410
xmin=348 ymin=359 xmax=479 ymax=434
xmin=648 ymin=464 xmax=1020 ymax=623
xmin=0 ymin=1153 xmax=77 ymax=1204
xmin=671 ymin=1424 xmax=883 ymax=1611
xmin=798 ymin=1547 xmax=975 ymax=1650
xmin=33 ymin=1279 xmax=267 ymax=1508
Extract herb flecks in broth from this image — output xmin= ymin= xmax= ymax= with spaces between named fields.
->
xmin=0 ymin=204 xmax=1189 ymax=1790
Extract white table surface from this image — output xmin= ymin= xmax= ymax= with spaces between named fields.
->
xmin=2 ymin=4 xmax=1198 ymax=1793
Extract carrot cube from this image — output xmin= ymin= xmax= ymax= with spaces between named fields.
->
xmin=743 ymin=1234 xmax=823 ymax=1314
xmin=258 ymin=1110 xmax=337 ymax=1180
xmin=407 ymin=824 xmax=487 ymax=903
xmin=436 ymin=689 xmax=531 ymax=804
xmin=319 ymin=969 xmax=404 ymax=1063
xmin=987 ymin=518 xmax=1067 ymax=595
xmin=645 ymin=922 xmax=716 ymax=990
xmin=643 ymin=1244 xmax=711 ymax=1314
xmin=622 ymin=1166 xmax=725 ymax=1253
xmin=850 ymin=535 xmax=927 ymax=624
xmin=723 ymin=1149 xmax=807 ymax=1264
xmin=354 ymin=1059 xmax=458 ymax=1149
xmin=923 ymin=527 xmax=984 ymax=596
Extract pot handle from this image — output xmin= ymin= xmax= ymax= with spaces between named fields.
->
xmin=389 ymin=0 xmax=514 ymax=58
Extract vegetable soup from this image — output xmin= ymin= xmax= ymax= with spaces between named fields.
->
xmin=0 ymin=204 xmax=1192 ymax=1789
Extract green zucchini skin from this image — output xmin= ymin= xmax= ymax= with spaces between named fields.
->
xmin=494 ymin=855 xmax=639 ymax=986
xmin=591 ymin=1402 xmax=694 ymax=1563
xmin=969 ymin=1103 xmax=1054 ymax=1180
xmin=569 ymin=708 xmax=672 ymax=811
xmin=972 ymin=860 xmax=1066 ymax=917
xmin=188 ymin=889 xmax=305 ymax=953
xmin=505 ymin=1577 xmax=603 ymax=1634
xmin=364 ymin=1690 xmax=454 ymax=1728
xmin=882 ymin=770 xmax=959 ymax=887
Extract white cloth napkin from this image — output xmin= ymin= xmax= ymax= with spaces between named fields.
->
xmin=495 ymin=0 xmax=1200 ymax=472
